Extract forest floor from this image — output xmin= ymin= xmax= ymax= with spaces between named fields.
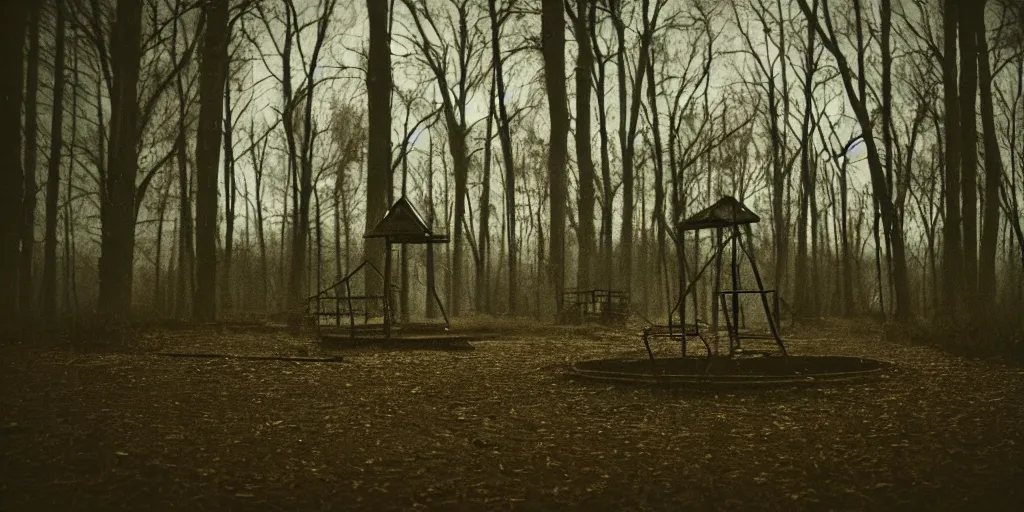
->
xmin=2 ymin=318 xmax=1022 ymax=511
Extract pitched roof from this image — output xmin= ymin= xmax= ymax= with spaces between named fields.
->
xmin=677 ymin=196 xmax=761 ymax=232
xmin=365 ymin=197 xmax=448 ymax=243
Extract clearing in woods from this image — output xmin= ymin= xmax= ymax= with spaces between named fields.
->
xmin=1 ymin=319 xmax=1022 ymax=510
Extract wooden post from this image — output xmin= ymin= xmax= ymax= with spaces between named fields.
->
xmin=384 ymin=239 xmax=392 ymax=340
xmin=731 ymin=225 xmax=740 ymax=352
xmin=712 ymin=227 xmax=723 ymax=354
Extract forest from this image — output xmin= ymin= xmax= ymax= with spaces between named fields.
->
xmin=1 ymin=0 xmax=1023 ymax=509
xmin=0 ymin=0 xmax=1022 ymax=338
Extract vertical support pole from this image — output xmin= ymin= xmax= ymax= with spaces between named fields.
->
xmin=712 ymin=227 xmax=723 ymax=354
xmin=678 ymin=231 xmax=687 ymax=356
xmin=731 ymin=226 xmax=740 ymax=353
xmin=346 ymin=281 xmax=355 ymax=339
xmin=737 ymin=233 xmax=788 ymax=360
xmin=383 ymin=239 xmax=392 ymax=340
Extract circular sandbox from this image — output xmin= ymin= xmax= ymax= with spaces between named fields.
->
xmin=571 ymin=355 xmax=889 ymax=388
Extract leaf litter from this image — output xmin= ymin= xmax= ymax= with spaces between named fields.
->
xmin=0 ymin=319 xmax=1022 ymax=510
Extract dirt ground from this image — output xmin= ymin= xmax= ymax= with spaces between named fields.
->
xmin=2 ymin=319 xmax=1022 ymax=511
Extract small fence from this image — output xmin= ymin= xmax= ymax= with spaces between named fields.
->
xmin=558 ymin=288 xmax=630 ymax=326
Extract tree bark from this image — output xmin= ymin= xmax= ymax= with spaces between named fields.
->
xmin=221 ymin=32 xmax=236 ymax=312
xmin=43 ymin=0 xmax=66 ymax=327
xmin=194 ymin=0 xmax=229 ymax=322
xmin=958 ymin=0 xmax=979 ymax=309
xmin=97 ymin=0 xmax=144 ymax=318
xmin=591 ymin=6 xmax=613 ymax=295
xmin=21 ymin=0 xmax=41 ymax=317
xmin=795 ymin=0 xmax=818 ymax=319
xmin=941 ymin=0 xmax=963 ymax=317
xmin=426 ymin=137 xmax=438 ymax=319
xmin=1 ymin=0 xmax=27 ymax=327
xmin=172 ymin=1 xmax=195 ymax=318
xmin=487 ymin=0 xmax=517 ymax=314
xmin=365 ymin=0 xmax=391 ymax=311
xmin=975 ymin=0 xmax=1001 ymax=311
xmin=477 ymin=73 xmax=494 ymax=314
xmin=542 ymin=0 xmax=568 ymax=316
xmin=573 ymin=0 xmax=595 ymax=291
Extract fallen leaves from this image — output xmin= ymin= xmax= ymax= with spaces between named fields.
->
xmin=1 ymin=319 xmax=1023 ymax=510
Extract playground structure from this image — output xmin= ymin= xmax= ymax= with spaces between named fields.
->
xmin=643 ymin=196 xmax=787 ymax=366
xmin=558 ymin=289 xmax=630 ymax=326
xmin=306 ymin=197 xmax=452 ymax=342
xmin=570 ymin=196 xmax=887 ymax=387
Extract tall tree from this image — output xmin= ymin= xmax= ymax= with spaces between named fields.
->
xmin=608 ymin=0 xmax=662 ymax=297
xmin=366 ymin=0 xmax=391 ymax=309
xmin=796 ymin=0 xmax=913 ymax=321
xmin=172 ymin=0 xmax=198 ymax=318
xmin=542 ymin=0 xmax=568 ymax=314
xmin=21 ymin=0 xmax=41 ymax=317
xmin=959 ymin=0 xmax=980 ymax=310
xmin=97 ymin=0 xmax=145 ymax=317
xmin=402 ymin=0 xmax=485 ymax=316
xmin=0 ymin=0 xmax=27 ymax=328
xmin=794 ymin=0 xmax=819 ymax=317
xmin=487 ymin=0 xmax=518 ymax=313
xmin=43 ymin=0 xmax=67 ymax=327
xmin=193 ymin=0 xmax=230 ymax=322
xmin=941 ymin=0 xmax=963 ymax=316
xmin=976 ymin=0 xmax=1003 ymax=310
xmin=570 ymin=0 xmax=596 ymax=290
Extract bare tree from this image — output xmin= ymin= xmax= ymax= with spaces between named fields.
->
xmin=366 ymin=0 xmax=391 ymax=312
xmin=608 ymin=0 xmax=664 ymax=296
xmin=976 ymin=0 xmax=1004 ymax=311
xmin=400 ymin=0 xmax=487 ymax=316
xmin=541 ymin=0 xmax=568 ymax=315
xmin=0 ymin=0 xmax=28 ymax=327
xmin=43 ymin=0 xmax=68 ymax=327
xmin=487 ymin=0 xmax=520 ymax=313
xmin=21 ymin=0 xmax=43 ymax=319
xmin=96 ymin=0 xmax=145 ymax=317
xmin=569 ymin=0 xmax=596 ymax=291
xmin=194 ymin=0 xmax=230 ymax=322
xmin=796 ymin=0 xmax=914 ymax=321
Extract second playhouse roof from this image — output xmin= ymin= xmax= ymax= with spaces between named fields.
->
xmin=365 ymin=196 xmax=449 ymax=243
xmin=677 ymin=195 xmax=761 ymax=232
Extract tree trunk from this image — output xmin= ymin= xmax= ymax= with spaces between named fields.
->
xmin=154 ymin=178 xmax=170 ymax=314
xmin=976 ymin=1 xmax=1001 ymax=311
xmin=795 ymin=0 xmax=818 ymax=318
xmin=194 ymin=0 xmax=229 ymax=322
xmin=365 ymin=0 xmax=391 ymax=310
xmin=426 ymin=138 xmax=438 ymax=319
xmin=574 ymin=0 xmax=595 ymax=291
xmin=221 ymin=38 xmax=236 ymax=313
xmin=97 ymin=0 xmax=144 ymax=318
xmin=43 ymin=0 xmax=66 ymax=327
xmin=941 ymin=0 xmax=964 ymax=317
xmin=64 ymin=30 xmax=79 ymax=317
xmin=487 ymin=0 xmax=517 ymax=314
xmin=959 ymin=0 xmax=979 ymax=310
xmin=1 ymin=0 xmax=26 ymax=327
xmin=21 ymin=0 xmax=41 ymax=317
xmin=542 ymin=0 xmax=568 ymax=317
xmin=592 ymin=14 xmax=613 ymax=295
xmin=477 ymin=80 xmax=494 ymax=315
